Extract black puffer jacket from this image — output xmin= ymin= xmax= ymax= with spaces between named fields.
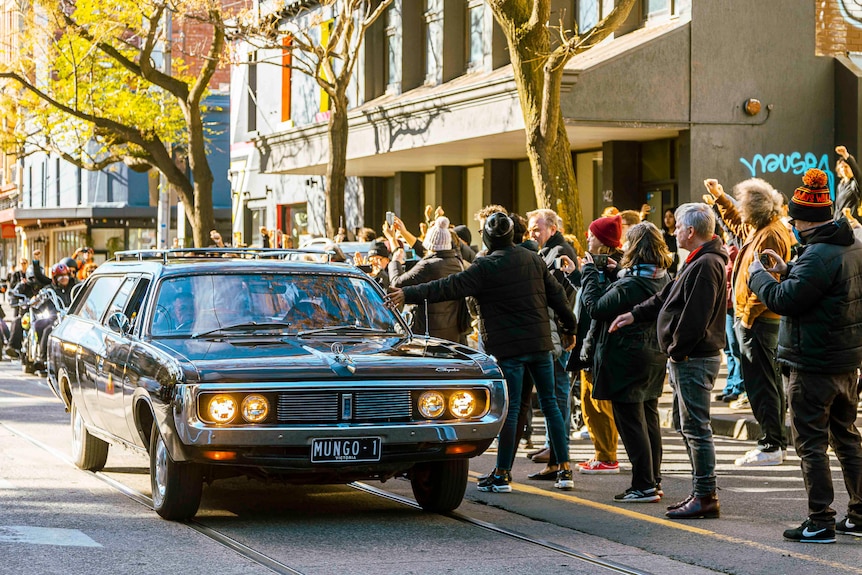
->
xmin=749 ymin=219 xmax=862 ymax=373
xmin=401 ymin=244 xmax=575 ymax=359
xmin=389 ymin=249 xmax=465 ymax=343
xmin=583 ymin=266 xmax=670 ymax=402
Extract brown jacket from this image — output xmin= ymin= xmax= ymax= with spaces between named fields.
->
xmin=715 ymin=194 xmax=792 ymax=327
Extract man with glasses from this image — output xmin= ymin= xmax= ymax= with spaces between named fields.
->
xmin=749 ymin=168 xmax=862 ymax=544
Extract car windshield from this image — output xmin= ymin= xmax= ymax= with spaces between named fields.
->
xmin=150 ymin=273 xmax=402 ymax=337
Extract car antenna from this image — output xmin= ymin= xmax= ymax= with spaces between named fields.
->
xmin=423 ymin=299 xmax=430 ymax=339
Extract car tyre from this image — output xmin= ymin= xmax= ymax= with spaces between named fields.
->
xmin=71 ymin=401 xmax=108 ymax=471
xmin=410 ymin=458 xmax=468 ymax=513
xmin=149 ymin=422 xmax=202 ymax=521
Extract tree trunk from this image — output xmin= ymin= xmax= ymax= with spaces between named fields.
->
xmin=325 ymin=90 xmax=349 ymax=239
xmin=184 ymin=100 xmax=216 ymax=247
xmin=488 ymin=6 xmax=586 ymax=242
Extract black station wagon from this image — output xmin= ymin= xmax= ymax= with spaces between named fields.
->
xmin=46 ymin=249 xmax=506 ymax=520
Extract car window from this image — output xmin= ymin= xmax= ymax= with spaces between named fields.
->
xmin=103 ymin=276 xmax=137 ymax=324
xmin=149 ymin=273 xmax=400 ymax=337
xmin=77 ymin=276 xmax=126 ymax=322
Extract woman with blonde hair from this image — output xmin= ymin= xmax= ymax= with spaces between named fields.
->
xmin=581 ymin=221 xmax=672 ymax=503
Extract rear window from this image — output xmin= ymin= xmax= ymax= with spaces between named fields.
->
xmin=75 ymin=276 xmax=126 ymax=322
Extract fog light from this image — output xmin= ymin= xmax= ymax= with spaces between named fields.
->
xmin=418 ymin=391 xmax=445 ymax=419
xmin=448 ymin=391 xmax=476 ymax=418
xmin=241 ymin=394 xmax=269 ymax=423
xmin=207 ymin=395 xmax=237 ymax=424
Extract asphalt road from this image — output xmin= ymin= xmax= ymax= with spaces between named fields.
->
xmin=0 ymin=361 xmax=860 ymax=575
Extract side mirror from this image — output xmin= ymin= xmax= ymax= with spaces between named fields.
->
xmin=107 ymin=312 xmax=131 ymax=335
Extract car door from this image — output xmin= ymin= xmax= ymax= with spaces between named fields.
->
xmin=71 ymin=275 xmax=126 ymax=431
xmin=95 ymin=275 xmax=144 ymax=440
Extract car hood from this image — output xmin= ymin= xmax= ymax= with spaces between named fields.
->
xmin=152 ymin=336 xmax=496 ymax=382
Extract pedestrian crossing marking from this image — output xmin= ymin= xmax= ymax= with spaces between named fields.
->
xmin=0 ymin=526 xmax=101 ymax=547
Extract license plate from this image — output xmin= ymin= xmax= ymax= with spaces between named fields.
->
xmin=311 ymin=437 xmax=381 ymax=463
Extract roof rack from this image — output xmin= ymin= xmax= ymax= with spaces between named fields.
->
xmin=113 ymin=248 xmax=336 ymax=264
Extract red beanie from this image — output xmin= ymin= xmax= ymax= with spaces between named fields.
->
xmin=589 ymin=214 xmax=622 ymax=248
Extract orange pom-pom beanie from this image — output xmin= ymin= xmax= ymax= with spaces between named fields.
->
xmin=789 ymin=169 xmax=833 ymax=222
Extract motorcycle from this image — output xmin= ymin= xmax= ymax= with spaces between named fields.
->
xmin=21 ymin=288 xmax=67 ymax=374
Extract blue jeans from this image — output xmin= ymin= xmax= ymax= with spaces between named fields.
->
xmin=669 ymin=356 xmax=720 ymax=496
xmin=723 ymin=313 xmax=743 ymax=396
xmin=497 ymin=351 xmax=569 ymax=471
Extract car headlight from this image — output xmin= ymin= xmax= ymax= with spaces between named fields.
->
xmin=241 ymin=394 xmax=269 ymax=423
xmin=207 ymin=395 xmax=237 ymax=424
xmin=418 ymin=391 xmax=446 ymax=419
xmin=448 ymin=391 xmax=477 ymax=418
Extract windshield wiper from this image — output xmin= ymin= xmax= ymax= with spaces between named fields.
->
xmin=296 ymin=325 xmax=396 ymax=337
xmin=192 ymin=321 xmax=293 ymax=339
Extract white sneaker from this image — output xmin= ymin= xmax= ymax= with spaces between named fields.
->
xmin=729 ymin=393 xmax=749 ymax=410
xmin=735 ymin=447 xmax=783 ymax=466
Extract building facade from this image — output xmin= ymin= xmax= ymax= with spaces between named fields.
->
xmin=231 ymin=0 xmax=862 ymax=244
xmin=0 ymin=4 xmax=234 ymax=274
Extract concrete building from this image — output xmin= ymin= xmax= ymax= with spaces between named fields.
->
xmin=231 ymin=0 xmax=862 ymax=244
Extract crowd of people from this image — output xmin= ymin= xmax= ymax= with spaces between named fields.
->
xmin=376 ymin=158 xmax=861 ymax=545
xmin=1 ymin=148 xmax=861 ymax=544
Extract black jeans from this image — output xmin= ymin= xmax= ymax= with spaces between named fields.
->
xmin=613 ymin=399 xmax=662 ymax=492
xmin=786 ymin=369 xmax=862 ymax=526
xmin=736 ymin=319 xmax=786 ymax=450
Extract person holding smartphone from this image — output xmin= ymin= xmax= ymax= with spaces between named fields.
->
xmin=705 ymin=176 xmax=793 ymax=467
xmin=748 ymin=168 xmax=862 ymax=543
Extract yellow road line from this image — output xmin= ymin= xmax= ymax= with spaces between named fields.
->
xmin=469 ymin=471 xmax=862 ymax=574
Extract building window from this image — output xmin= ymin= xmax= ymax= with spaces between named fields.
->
xmin=466 ymin=0 xmax=484 ymax=71
xmin=645 ymin=0 xmax=671 ymax=18
xmin=576 ymin=0 xmax=601 ymax=33
xmin=423 ymin=0 xmax=442 ymax=85
xmin=320 ymin=19 xmax=334 ymax=113
xmin=247 ymin=51 xmax=257 ymax=132
xmin=281 ymin=37 xmax=292 ymax=123
xmin=385 ymin=5 xmax=400 ymax=91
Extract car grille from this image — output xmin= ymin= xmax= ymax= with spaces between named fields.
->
xmin=276 ymin=390 xmax=413 ymax=423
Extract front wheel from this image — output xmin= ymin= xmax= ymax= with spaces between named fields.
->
xmin=149 ymin=422 xmax=202 ymax=521
xmin=410 ymin=459 xmax=468 ymax=513
xmin=71 ymin=400 xmax=108 ymax=471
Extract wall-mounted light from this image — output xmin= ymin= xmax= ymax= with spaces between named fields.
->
xmin=743 ymin=98 xmax=762 ymax=116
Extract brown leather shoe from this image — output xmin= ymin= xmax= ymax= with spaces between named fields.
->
xmin=526 ymin=447 xmax=545 ymax=459
xmin=665 ymin=492 xmax=720 ymax=519
xmin=531 ymin=448 xmax=551 ymax=464
xmin=666 ymin=494 xmax=694 ymax=511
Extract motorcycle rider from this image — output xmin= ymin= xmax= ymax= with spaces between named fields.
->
xmin=30 ymin=263 xmax=74 ymax=369
xmin=5 ymin=266 xmax=40 ymax=358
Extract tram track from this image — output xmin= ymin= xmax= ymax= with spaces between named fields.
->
xmin=3 ymin=418 xmax=651 ymax=575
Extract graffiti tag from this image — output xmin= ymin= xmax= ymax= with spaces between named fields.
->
xmin=739 ymin=152 xmax=835 ymax=198
xmin=838 ymin=0 xmax=862 ymax=29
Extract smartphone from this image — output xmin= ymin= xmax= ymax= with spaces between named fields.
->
xmin=385 ymin=212 xmax=395 ymax=227
xmin=592 ymin=254 xmax=609 ymax=269
xmin=553 ymin=257 xmax=563 ymax=270
xmin=759 ymin=253 xmax=772 ymax=267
